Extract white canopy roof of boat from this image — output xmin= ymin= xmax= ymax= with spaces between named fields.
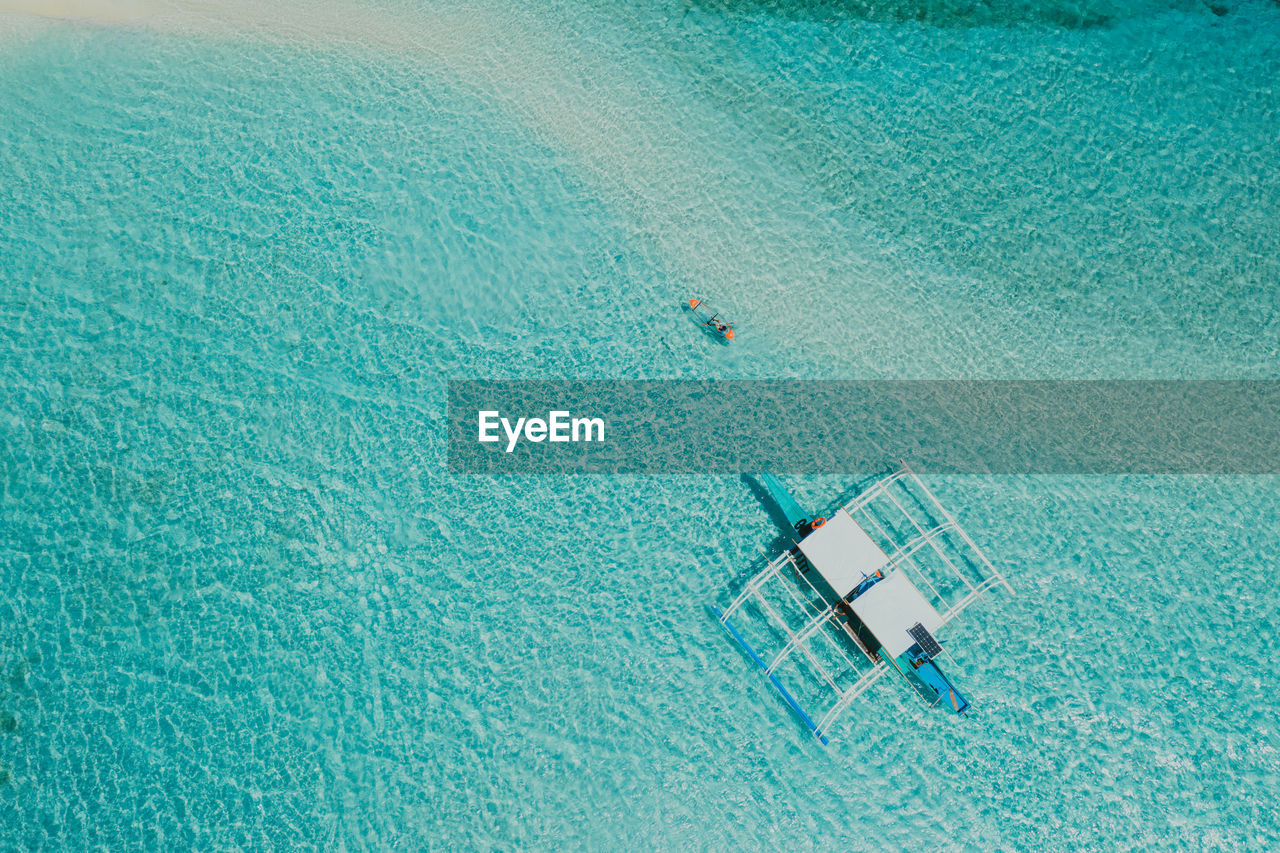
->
xmin=849 ymin=571 xmax=944 ymax=659
xmin=797 ymin=509 xmax=891 ymax=599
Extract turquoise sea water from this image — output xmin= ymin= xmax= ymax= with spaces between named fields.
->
xmin=2 ymin=0 xmax=1279 ymax=848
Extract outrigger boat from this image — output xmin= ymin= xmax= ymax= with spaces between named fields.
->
xmin=712 ymin=462 xmax=1013 ymax=744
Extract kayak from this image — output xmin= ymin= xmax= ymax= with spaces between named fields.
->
xmin=688 ymin=298 xmax=735 ymax=341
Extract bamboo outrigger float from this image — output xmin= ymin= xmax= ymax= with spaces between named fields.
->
xmin=712 ymin=462 xmax=1013 ymax=744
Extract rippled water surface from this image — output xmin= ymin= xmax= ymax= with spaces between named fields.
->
xmin=1 ymin=0 xmax=1278 ymax=848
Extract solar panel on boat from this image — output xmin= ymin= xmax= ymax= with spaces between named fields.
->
xmin=907 ymin=623 xmax=942 ymax=657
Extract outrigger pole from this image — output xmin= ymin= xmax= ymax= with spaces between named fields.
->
xmin=710 ymin=605 xmax=829 ymax=745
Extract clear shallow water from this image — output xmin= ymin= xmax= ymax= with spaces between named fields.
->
xmin=1 ymin=1 xmax=1278 ymax=848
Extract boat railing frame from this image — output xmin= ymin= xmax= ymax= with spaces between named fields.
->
xmin=715 ymin=461 xmax=1013 ymax=744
